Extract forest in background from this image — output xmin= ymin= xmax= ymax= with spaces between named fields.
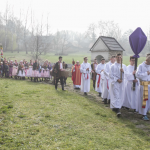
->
xmin=0 ymin=3 xmax=150 ymax=60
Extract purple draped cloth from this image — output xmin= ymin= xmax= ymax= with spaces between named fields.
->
xmin=129 ymin=27 xmax=147 ymax=58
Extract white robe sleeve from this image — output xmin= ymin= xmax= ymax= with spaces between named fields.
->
xmin=80 ymin=63 xmax=86 ymax=73
xmin=125 ymin=67 xmax=134 ymax=81
xmin=109 ymin=65 xmax=119 ymax=84
xmin=104 ymin=63 xmax=109 ymax=78
xmin=136 ymin=65 xmax=148 ymax=80
xmin=96 ymin=65 xmax=103 ymax=74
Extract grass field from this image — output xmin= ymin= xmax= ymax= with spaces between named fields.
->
xmin=1 ymin=78 xmax=150 ymax=149
xmin=2 ymin=51 xmax=146 ymax=66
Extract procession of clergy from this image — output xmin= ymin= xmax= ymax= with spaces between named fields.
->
xmin=1 ymin=53 xmax=150 ymax=121
xmin=71 ymin=53 xmax=150 ymax=121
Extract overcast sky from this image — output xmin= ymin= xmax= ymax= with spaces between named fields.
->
xmin=1 ymin=0 xmax=150 ymax=34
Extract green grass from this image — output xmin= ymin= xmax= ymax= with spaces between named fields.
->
xmin=0 ymin=78 xmax=150 ymax=149
xmin=3 ymin=51 xmax=91 ymax=64
xmin=3 ymin=51 xmax=146 ymax=66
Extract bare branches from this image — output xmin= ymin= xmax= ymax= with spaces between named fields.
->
xmin=85 ymin=23 xmax=97 ymax=42
xmin=97 ymin=21 xmax=122 ymax=41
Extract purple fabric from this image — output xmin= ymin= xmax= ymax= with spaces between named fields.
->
xmin=129 ymin=27 xmax=147 ymax=58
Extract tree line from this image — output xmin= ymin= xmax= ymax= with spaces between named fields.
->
xmin=0 ymin=3 xmax=150 ymax=59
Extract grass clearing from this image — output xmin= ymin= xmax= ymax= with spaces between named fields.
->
xmin=3 ymin=51 xmax=146 ymax=66
xmin=0 ymin=78 xmax=150 ymax=149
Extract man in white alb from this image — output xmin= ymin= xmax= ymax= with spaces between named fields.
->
xmin=109 ymin=54 xmax=126 ymax=117
xmin=123 ymin=56 xmax=139 ymax=111
xmin=80 ymin=57 xmax=91 ymax=95
xmin=102 ymin=55 xmax=116 ymax=104
xmin=136 ymin=55 xmax=150 ymax=121
xmin=95 ymin=58 xmax=105 ymax=97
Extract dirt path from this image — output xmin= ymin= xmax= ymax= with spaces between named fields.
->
xmin=58 ymin=81 xmax=150 ymax=133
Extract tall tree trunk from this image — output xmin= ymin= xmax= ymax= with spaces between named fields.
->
xmin=18 ymin=44 xmax=19 ymax=53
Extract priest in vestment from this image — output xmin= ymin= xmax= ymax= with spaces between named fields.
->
xmin=102 ymin=55 xmax=116 ymax=104
xmin=123 ymin=56 xmax=139 ymax=111
xmin=95 ymin=58 xmax=105 ymax=97
xmin=72 ymin=61 xmax=81 ymax=89
xmin=109 ymin=54 xmax=126 ymax=117
xmin=80 ymin=57 xmax=91 ymax=95
xmin=91 ymin=58 xmax=98 ymax=89
xmin=136 ymin=56 xmax=150 ymax=121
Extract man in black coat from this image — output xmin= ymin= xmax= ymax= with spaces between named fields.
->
xmin=53 ymin=56 xmax=65 ymax=90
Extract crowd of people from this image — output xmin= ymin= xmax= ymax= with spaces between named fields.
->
xmin=71 ymin=54 xmax=150 ymax=121
xmin=0 ymin=58 xmax=53 ymax=81
xmin=1 ymin=54 xmax=150 ymax=121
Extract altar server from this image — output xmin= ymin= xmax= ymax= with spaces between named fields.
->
xmin=136 ymin=56 xmax=150 ymax=121
xmin=123 ymin=56 xmax=139 ymax=111
xmin=109 ymin=54 xmax=126 ymax=117
xmin=80 ymin=57 xmax=91 ymax=95
xmin=102 ymin=56 xmax=116 ymax=104
xmin=95 ymin=58 xmax=105 ymax=97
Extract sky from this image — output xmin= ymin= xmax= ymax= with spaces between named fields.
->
xmin=1 ymin=0 xmax=150 ymax=34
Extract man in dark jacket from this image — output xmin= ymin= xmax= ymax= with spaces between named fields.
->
xmin=53 ymin=56 xmax=65 ymax=90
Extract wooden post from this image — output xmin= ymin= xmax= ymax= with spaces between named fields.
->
xmin=133 ymin=58 xmax=138 ymax=91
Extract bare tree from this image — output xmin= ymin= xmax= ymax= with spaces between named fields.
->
xmin=60 ymin=30 xmax=71 ymax=54
xmin=85 ymin=23 xmax=97 ymax=42
xmin=3 ymin=2 xmax=10 ymax=51
xmin=29 ymin=14 xmax=52 ymax=60
xmin=97 ymin=21 xmax=122 ymax=41
xmin=15 ymin=9 xmax=23 ymax=53
xmin=23 ymin=8 xmax=30 ymax=54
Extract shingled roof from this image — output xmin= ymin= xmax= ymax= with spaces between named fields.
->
xmin=90 ymin=36 xmax=125 ymax=51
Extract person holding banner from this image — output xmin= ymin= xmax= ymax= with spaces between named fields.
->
xmin=123 ymin=56 xmax=139 ymax=111
xmin=80 ymin=57 xmax=91 ymax=95
xmin=109 ymin=54 xmax=126 ymax=117
xmin=102 ymin=56 xmax=116 ymax=104
xmin=136 ymin=56 xmax=150 ymax=121
xmin=95 ymin=58 xmax=105 ymax=97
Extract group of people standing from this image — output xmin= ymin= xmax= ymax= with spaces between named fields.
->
xmin=71 ymin=54 xmax=150 ymax=121
xmin=0 ymin=58 xmax=53 ymax=81
xmin=1 ymin=54 xmax=150 ymax=121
